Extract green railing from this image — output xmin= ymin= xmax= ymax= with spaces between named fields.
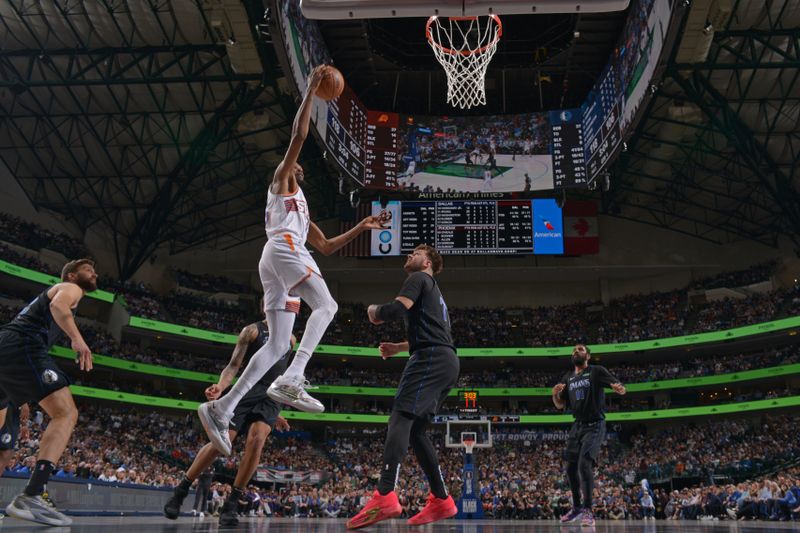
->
xmin=0 ymin=259 xmax=115 ymax=303
xmin=128 ymin=315 xmax=800 ymax=357
xmin=3 ymin=257 xmax=797 ymax=357
xmin=69 ymin=385 xmax=800 ymax=424
xmin=49 ymin=345 xmax=800 ymax=397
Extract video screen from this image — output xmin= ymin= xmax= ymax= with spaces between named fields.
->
xmin=395 ymin=112 xmax=553 ymax=194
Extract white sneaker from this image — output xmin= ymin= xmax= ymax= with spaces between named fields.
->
xmin=267 ymin=374 xmax=325 ymax=413
xmin=5 ymin=493 xmax=72 ymax=527
xmin=198 ymin=401 xmax=232 ymax=455
xmin=199 ymin=511 xmax=205 ymax=518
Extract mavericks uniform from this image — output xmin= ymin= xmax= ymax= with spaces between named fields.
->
xmin=393 ymin=272 xmax=459 ymax=417
xmin=229 ymin=321 xmax=293 ymax=434
xmin=260 ymin=187 xmax=319 ymax=313
xmin=557 ymin=365 xmax=620 ymax=464
xmin=0 ymin=288 xmax=72 ymax=408
xmin=0 ymin=399 xmax=20 ymax=451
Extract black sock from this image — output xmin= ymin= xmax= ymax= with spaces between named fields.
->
xmin=178 ymin=476 xmax=192 ymax=492
xmin=24 ymin=460 xmax=55 ymax=496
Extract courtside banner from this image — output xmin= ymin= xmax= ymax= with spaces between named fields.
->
xmin=370 ymin=200 xmax=401 ymax=256
xmin=0 ymin=259 xmax=116 ymax=302
xmin=68 ymin=386 xmax=800 ymax=423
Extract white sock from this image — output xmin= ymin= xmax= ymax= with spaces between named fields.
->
xmin=284 ymin=274 xmax=337 ymax=378
xmin=214 ymin=310 xmax=295 ymax=417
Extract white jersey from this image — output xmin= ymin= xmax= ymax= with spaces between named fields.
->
xmin=264 ymin=187 xmax=311 ymax=248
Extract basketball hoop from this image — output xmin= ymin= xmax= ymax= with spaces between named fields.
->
xmin=426 ymin=15 xmax=502 ymax=110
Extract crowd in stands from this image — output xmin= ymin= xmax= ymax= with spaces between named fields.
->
xmin=1 ymin=213 xmax=798 ymax=350
xmin=691 ymin=261 xmax=777 ymax=291
xmin=173 ymin=269 xmax=251 ymax=295
xmin=163 ymin=292 xmax=252 ymax=333
xmin=2 ymin=300 xmax=797 ymax=398
xmin=0 ymin=242 xmax=53 ymax=273
xmin=5 ymin=409 xmax=797 ymax=522
xmin=0 ymin=212 xmax=89 ymax=259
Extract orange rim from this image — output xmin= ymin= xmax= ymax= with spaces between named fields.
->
xmin=425 ymin=14 xmax=502 ymax=57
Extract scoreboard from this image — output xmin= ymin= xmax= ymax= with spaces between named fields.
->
xmin=325 ymin=85 xmax=400 ymax=188
xmin=582 ymin=65 xmax=623 ymax=181
xmin=550 ymin=108 xmax=587 ymax=189
xmin=371 ymin=199 xmax=564 ymax=256
xmin=459 ymin=390 xmax=479 ymax=414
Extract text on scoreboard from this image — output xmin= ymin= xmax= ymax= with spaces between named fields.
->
xmin=370 ymin=199 xmax=563 ymax=256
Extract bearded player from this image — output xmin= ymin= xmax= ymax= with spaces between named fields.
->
xmin=348 ymin=245 xmax=459 ymax=529
xmin=552 ymin=344 xmax=626 ymax=526
xmin=198 ymin=65 xmax=388 ymax=456
xmin=0 ymin=259 xmax=97 ymax=526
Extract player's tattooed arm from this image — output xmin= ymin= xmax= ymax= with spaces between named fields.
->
xmin=208 ymin=324 xmax=258 ymax=398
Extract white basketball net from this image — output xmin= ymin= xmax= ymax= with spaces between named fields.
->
xmin=426 ymin=15 xmax=502 ymax=110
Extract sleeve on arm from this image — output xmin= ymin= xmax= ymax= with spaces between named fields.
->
xmin=596 ymin=366 xmax=621 ymax=387
xmin=397 ymin=272 xmax=429 ymax=304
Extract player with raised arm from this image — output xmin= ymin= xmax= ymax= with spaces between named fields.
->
xmin=198 ymin=65 xmax=387 ymax=456
xmin=0 ymin=259 xmax=97 ymax=526
xmin=165 ymin=306 xmax=296 ymax=526
xmin=347 ymin=245 xmax=459 ymax=529
xmin=552 ymin=344 xmax=626 ymax=526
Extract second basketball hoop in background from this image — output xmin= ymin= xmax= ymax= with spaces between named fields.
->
xmin=316 ymin=65 xmax=345 ymax=101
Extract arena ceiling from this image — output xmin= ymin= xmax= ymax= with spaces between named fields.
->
xmin=0 ymin=0 xmax=338 ymax=279
xmin=608 ymin=0 xmax=800 ymax=249
xmin=0 ymin=0 xmax=798 ymax=281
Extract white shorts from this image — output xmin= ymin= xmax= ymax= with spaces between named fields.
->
xmin=259 ymin=238 xmax=322 ymax=312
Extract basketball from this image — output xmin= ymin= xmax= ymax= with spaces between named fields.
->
xmin=316 ymin=65 xmax=345 ymax=101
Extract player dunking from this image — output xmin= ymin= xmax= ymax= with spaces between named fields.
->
xmin=165 ymin=304 xmax=296 ymax=526
xmin=348 ymin=245 xmax=459 ymax=529
xmin=552 ymin=344 xmax=626 ymax=526
xmin=198 ymin=65 xmax=387 ymax=456
xmin=0 ymin=259 xmax=97 ymax=526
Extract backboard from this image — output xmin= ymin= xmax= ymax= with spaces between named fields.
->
xmin=300 ymin=0 xmax=631 ymax=19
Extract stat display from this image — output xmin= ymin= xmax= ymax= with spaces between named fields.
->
xmin=459 ymin=390 xmax=479 ymax=414
xmin=325 ymin=87 xmax=400 ymax=188
xmin=582 ymin=65 xmax=623 ymax=181
xmin=550 ymin=108 xmax=587 ymax=188
xmin=372 ymin=199 xmax=562 ymax=256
